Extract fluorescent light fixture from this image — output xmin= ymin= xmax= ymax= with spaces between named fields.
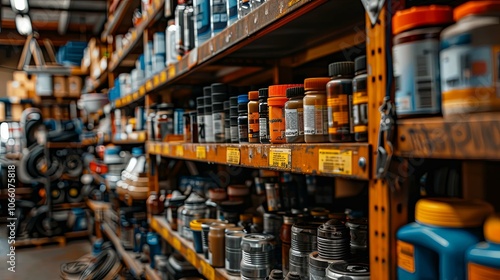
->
xmin=15 ymin=14 xmax=32 ymax=35
xmin=10 ymin=0 xmax=29 ymax=13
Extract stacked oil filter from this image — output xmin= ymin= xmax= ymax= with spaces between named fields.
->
xmin=309 ymin=219 xmax=350 ymax=279
xmin=325 ymin=260 xmax=370 ymax=280
xmin=240 ymin=234 xmax=276 ymax=280
xmin=225 ymin=228 xmax=246 ymax=275
xmin=288 ymin=222 xmax=323 ymax=279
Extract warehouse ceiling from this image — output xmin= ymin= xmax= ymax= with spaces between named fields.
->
xmin=0 ymin=0 xmax=107 ymax=46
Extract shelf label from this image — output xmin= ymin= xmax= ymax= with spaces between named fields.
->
xmin=154 ymin=75 xmax=160 ymax=87
xmin=172 ymin=238 xmax=181 ymax=251
xmin=139 ymin=86 xmax=146 ymax=95
xmin=131 ymin=30 xmax=137 ymax=41
xmin=168 ymin=65 xmax=176 ymax=78
xmin=161 ymin=227 xmax=170 ymax=241
xmin=146 ymin=80 xmax=153 ymax=91
xmin=155 ymin=144 xmax=162 ymax=154
xmin=126 ymin=95 xmax=132 ymax=103
xmin=196 ymin=146 xmax=207 ymax=160
xmin=269 ymin=148 xmax=291 ymax=169
xmin=318 ymin=149 xmax=352 ymax=175
xmin=115 ymin=100 xmax=122 ymax=107
xmin=160 ymin=71 xmax=167 ymax=83
xmin=186 ymin=249 xmax=198 ymax=267
xmin=175 ymin=146 xmax=184 ymax=157
xmin=226 ymin=147 xmax=240 ymax=164
xmin=200 ymin=261 xmax=215 ymax=280
xmin=162 ymin=144 xmax=170 ymax=156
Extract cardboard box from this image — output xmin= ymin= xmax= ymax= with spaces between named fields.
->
xmin=7 ymin=81 xmax=29 ymax=99
xmin=13 ymin=71 xmax=29 ymax=83
xmin=68 ymin=76 xmax=82 ymax=97
xmin=10 ymin=104 xmax=24 ymax=121
xmin=53 ymin=76 xmax=68 ymax=97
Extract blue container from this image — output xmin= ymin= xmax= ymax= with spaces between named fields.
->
xmin=397 ymin=198 xmax=493 ymax=280
xmin=467 ymin=214 xmax=500 ymax=279
xmin=194 ymin=0 xmax=212 ymax=46
xmin=211 ymin=0 xmax=228 ymax=35
xmin=147 ymin=232 xmax=161 ymax=268
xmin=190 ymin=220 xmax=204 ymax=253
xmin=227 ymin=0 xmax=238 ymax=25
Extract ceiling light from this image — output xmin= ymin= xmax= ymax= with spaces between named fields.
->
xmin=10 ymin=0 xmax=29 ymax=13
xmin=16 ymin=14 xmax=32 ymax=35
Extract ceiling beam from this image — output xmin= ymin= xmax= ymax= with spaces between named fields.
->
xmin=0 ymin=29 xmax=90 ymax=46
xmin=0 ymin=4 xmax=105 ymax=13
xmin=1 ymin=19 xmax=93 ymax=31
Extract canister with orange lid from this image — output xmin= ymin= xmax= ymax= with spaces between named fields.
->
xmin=326 ymin=62 xmax=354 ymax=142
xmin=397 ymin=198 xmax=494 ymax=280
xmin=467 ymin=214 xmax=500 ymax=280
xmin=303 ymin=78 xmax=330 ymax=143
xmin=393 ymin=5 xmax=453 ymax=117
xmin=268 ymin=84 xmax=302 ymax=144
xmin=440 ymin=1 xmax=500 ymax=115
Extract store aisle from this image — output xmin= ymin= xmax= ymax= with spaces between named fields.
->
xmin=0 ymin=227 xmax=91 ymax=280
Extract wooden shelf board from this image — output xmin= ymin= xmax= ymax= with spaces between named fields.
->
xmin=150 ymin=216 xmax=240 ymax=280
xmin=86 ymin=199 xmax=111 ymax=212
xmin=109 ymin=0 xmax=165 ymax=72
xmin=396 ymin=112 xmax=500 ymax=160
xmin=47 ymin=142 xmax=84 ymax=149
xmin=147 ymin=141 xmax=370 ymax=180
xmin=101 ymin=0 xmax=141 ymax=41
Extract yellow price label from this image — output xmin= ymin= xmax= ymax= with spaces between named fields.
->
xmin=133 ymin=92 xmax=139 ymax=100
xmin=131 ymin=31 xmax=137 ymax=41
xmin=186 ymin=249 xmax=198 ymax=266
xmin=196 ymin=146 xmax=207 ymax=160
xmin=269 ymin=148 xmax=291 ymax=169
xmin=160 ymin=71 xmax=167 ymax=82
xmin=200 ymin=261 xmax=215 ymax=279
xmin=175 ymin=146 xmax=184 ymax=157
xmin=162 ymin=144 xmax=170 ymax=156
xmin=139 ymin=86 xmax=146 ymax=95
xmin=115 ymin=100 xmax=122 ymax=107
xmin=126 ymin=95 xmax=132 ymax=103
xmin=318 ymin=149 xmax=352 ymax=175
xmin=155 ymin=144 xmax=162 ymax=154
xmin=154 ymin=75 xmax=160 ymax=87
xmin=146 ymin=80 xmax=153 ymax=91
xmin=161 ymin=227 xmax=170 ymax=241
xmin=226 ymin=147 xmax=240 ymax=164
xmin=168 ymin=66 xmax=176 ymax=78
xmin=172 ymin=238 xmax=181 ymax=251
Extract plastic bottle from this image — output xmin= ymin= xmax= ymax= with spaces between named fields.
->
xmin=397 ymin=198 xmax=493 ymax=280
xmin=227 ymin=0 xmax=238 ymax=25
xmin=440 ymin=1 xmax=500 ymax=115
xmin=393 ymin=5 xmax=453 ymax=117
xmin=467 ymin=214 xmax=500 ymax=279
xmin=224 ymin=101 xmax=231 ymax=142
xmin=303 ymin=78 xmax=330 ymax=143
xmin=238 ymin=0 xmax=251 ymax=18
xmin=285 ymin=87 xmax=305 ymax=143
xmin=183 ymin=1 xmax=196 ymax=53
xmin=352 ymin=55 xmax=368 ymax=142
xmin=175 ymin=0 xmax=187 ymax=56
xmin=259 ymin=88 xmax=270 ymax=143
xmin=238 ymin=94 xmax=249 ymax=143
xmin=213 ymin=102 xmax=225 ymax=142
xmin=194 ymin=0 xmax=212 ymax=46
xmin=326 ymin=62 xmax=354 ymax=142
xmin=269 ymin=85 xmax=300 ymax=144
xmin=248 ymin=91 xmax=260 ymax=143
xmin=230 ymin=96 xmax=239 ymax=143
xmin=165 ymin=20 xmax=179 ymax=66
xmin=211 ymin=0 xmax=228 ymax=36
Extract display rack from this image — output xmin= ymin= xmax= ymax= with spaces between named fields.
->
xmin=150 ymin=216 xmax=240 ymax=280
xmin=147 ymin=141 xmax=370 ymax=180
xmin=101 ymin=0 xmax=142 ymax=42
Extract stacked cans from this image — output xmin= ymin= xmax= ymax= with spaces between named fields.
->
xmin=309 ymin=219 xmax=350 ymax=279
xmin=325 ymin=260 xmax=370 ymax=280
xmin=230 ymin=96 xmax=239 ymax=143
xmin=153 ymin=32 xmax=166 ymax=74
xmin=225 ymin=228 xmax=246 ymax=275
xmin=211 ymin=83 xmax=228 ymax=143
xmin=240 ymin=234 xmax=275 ymax=280
xmin=346 ymin=218 xmax=368 ymax=257
xmin=289 ymin=222 xmax=322 ymax=279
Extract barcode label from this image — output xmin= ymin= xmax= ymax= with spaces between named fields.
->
xmin=285 ymin=108 xmax=298 ymax=137
xmin=318 ymin=149 xmax=352 ymax=175
xmin=416 ymin=54 xmax=433 ymax=109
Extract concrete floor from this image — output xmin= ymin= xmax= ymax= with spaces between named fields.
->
xmin=0 ymin=226 xmax=92 ymax=280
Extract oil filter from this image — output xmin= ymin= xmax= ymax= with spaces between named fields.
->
xmin=240 ymin=234 xmax=275 ymax=280
xmin=268 ymin=269 xmax=284 ymax=280
xmin=264 ymin=213 xmax=283 ymax=235
xmin=285 ymin=272 xmax=302 ymax=279
xmin=309 ymin=251 xmax=340 ymax=280
xmin=202 ymin=221 xmax=229 ymax=259
xmin=225 ymin=228 xmax=245 ymax=275
xmin=317 ymin=219 xmax=350 ymax=260
xmin=346 ymin=218 xmax=368 ymax=257
xmin=289 ymin=222 xmax=322 ymax=279
xmin=325 ymin=260 xmax=370 ymax=280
